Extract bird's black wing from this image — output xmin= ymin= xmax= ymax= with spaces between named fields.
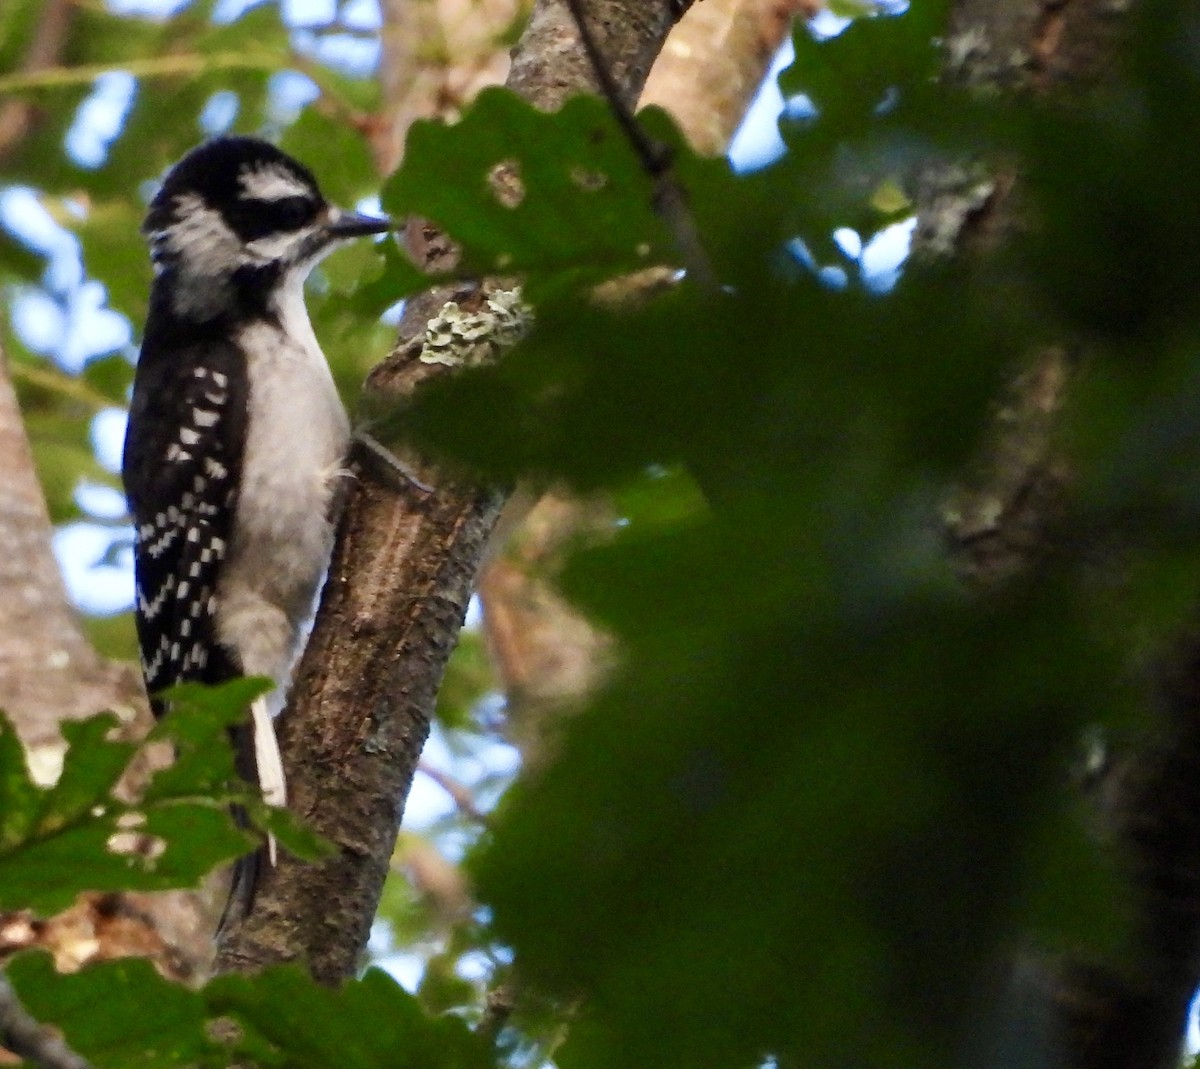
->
xmin=122 ymin=333 xmax=248 ymax=714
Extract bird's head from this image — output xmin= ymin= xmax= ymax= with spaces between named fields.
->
xmin=144 ymin=136 xmax=391 ymax=321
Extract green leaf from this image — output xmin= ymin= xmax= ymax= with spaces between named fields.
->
xmin=473 ymin=554 xmax=1129 ymax=1069
xmin=435 ymin=630 xmax=498 ymax=732
xmin=11 ymin=952 xmax=496 ymax=1069
xmin=81 ymin=352 xmax=136 ymax=404
xmin=10 ymin=953 xmax=221 ymax=1069
xmin=0 ymin=697 xmax=252 ymax=914
xmin=208 ymin=965 xmax=494 ymax=1069
xmin=382 ymin=89 xmax=707 ymax=290
xmin=149 ymin=679 xmax=332 ymax=862
xmin=280 ymin=108 xmax=378 ymax=208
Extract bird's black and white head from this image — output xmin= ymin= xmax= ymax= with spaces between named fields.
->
xmin=144 ymin=136 xmax=390 ymax=322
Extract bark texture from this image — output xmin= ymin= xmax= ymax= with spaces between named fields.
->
xmin=214 ymin=0 xmax=688 ymax=983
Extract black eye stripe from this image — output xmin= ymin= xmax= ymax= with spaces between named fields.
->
xmin=268 ymin=196 xmax=317 ymax=229
xmin=223 ymin=196 xmax=318 ymax=240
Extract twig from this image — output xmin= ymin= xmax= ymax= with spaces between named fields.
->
xmin=417 ymin=760 xmax=488 ymax=824
xmin=475 ymin=983 xmax=515 ymax=1042
xmin=562 ymin=0 xmax=718 ymax=293
xmin=0 ymin=51 xmax=283 ymax=93
xmin=0 ymin=974 xmax=90 ymax=1069
xmin=0 ymin=0 xmax=74 ymax=160
xmin=7 ymin=359 xmax=121 ymax=413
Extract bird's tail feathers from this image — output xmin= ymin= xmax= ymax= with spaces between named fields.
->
xmin=218 ymin=700 xmax=286 ymax=934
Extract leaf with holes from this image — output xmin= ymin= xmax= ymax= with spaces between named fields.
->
xmin=0 ymin=681 xmax=286 ymax=914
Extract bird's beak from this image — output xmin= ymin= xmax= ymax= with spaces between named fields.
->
xmin=324 ymin=208 xmax=394 ymax=239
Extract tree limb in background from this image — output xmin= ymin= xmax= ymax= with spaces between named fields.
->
xmin=213 ymin=0 xmax=688 ymax=984
xmin=929 ymin=2 xmax=1200 ymax=1065
xmin=375 ymin=0 xmax=533 ymax=172
xmin=482 ymin=0 xmax=807 ymax=753
xmin=0 ymin=0 xmax=73 ymax=163
xmin=0 ymin=974 xmax=89 ymax=1069
xmin=0 ymin=341 xmax=204 ymax=1045
xmin=0 ymin=353 xmax=222 ymax=994
xmin=643 ymin=0 xmax=818 ymax=156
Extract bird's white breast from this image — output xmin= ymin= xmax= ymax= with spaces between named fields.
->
xmin=215 ymin=276 xmax=350 ymax=681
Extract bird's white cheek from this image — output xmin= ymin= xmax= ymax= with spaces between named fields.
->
xmin=162 ymin=194 xmax=242 ymax=276
xmin=244 ymin=229 xmax=313 ymax=265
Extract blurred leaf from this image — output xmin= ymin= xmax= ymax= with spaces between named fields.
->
xmin=474 ymin=541 xmax=1129 ymax=1069
xmin=0 ymin=695 xmax=252 ymax=914
xmin=83 ymin=609 xmax=139 ymax=662
xmin=25 ymin=426 xmax=115 ymax=523
xmin=436 ymin=630 xmax=498 ymax=732
xmin=208 ymin=965 xmax=494 ymax=1069
xmin=779 ymin=4 xmax=947 ymax=133
xmin=0 ymin=0 xmax=42 ymax=76
xmin=9 ymin=953 xmax=220 ymax=1069
xmin=418 ymin=952 xmax=479 ymax=1016
xmin=0 ymin=233 xmax=46 ymax=283
xmin=12 ymin=952 xmax=491 ymax=1069
xmin=378 ymin=849 xmax=436 ymax=945
xmin=280 ymin=107 xmax=377 ymax=208
xmin=77 ymin=199 xmax=151 ymax=326
xmin=81 ymin=352 xmax=135 ymax=404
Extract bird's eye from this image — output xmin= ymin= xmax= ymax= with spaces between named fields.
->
xmin=270 ymin=196 xmax=315 ymax=230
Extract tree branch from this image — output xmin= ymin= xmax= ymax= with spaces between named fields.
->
xmin=0 ymin=975 xmax=89 ymax=1069
xmin=0 ymin=349 xmax=140 ymax=752
xmin=0 ymin=0 xmax=73 ymax=162
xmin=375 ymin=0 xmax=533 ymax=173
xmin=214 ymin=0 xmax=688 ymax=983
xmin=642 ymin=0 xmax=817 ymax=156
xmin=563 ymin=0 xmax=716 ymax=291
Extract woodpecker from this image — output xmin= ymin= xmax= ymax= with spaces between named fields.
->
xmin=122 ymin=136 xmax=391 ymax=920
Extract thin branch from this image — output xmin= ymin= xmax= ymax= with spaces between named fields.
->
xmin=8 ymin=358 xmax=121 ymax=413
xmin=417 ymin=760 xmax=489 ymax=824
xmin=564 ymin=0 xmax=672 ymax=176
xmin=0 ymin=975 xmax=90 ymax=1069
xmin=562 ymin=0 xmax=717 ymax=292
xmin=0 ymin=0 xmax=74 ymax=160
xmin=475 ymin=983 xmax=515 ymax=1042
xmin=0 ymin=45 xmax=373 ymax=134
xmin=0 ymin=51 xmax=283 ymax=92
